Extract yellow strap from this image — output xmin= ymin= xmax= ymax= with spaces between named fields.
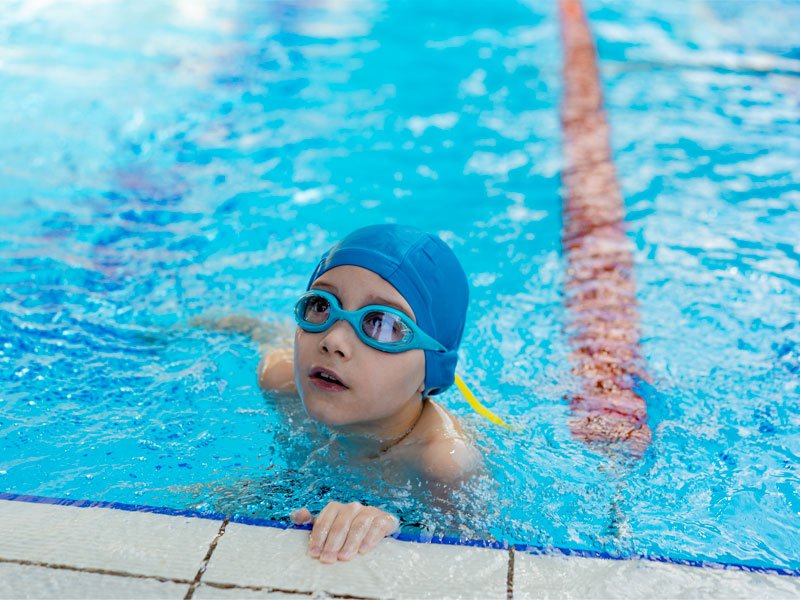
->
xmin=454 ymin=373 xmax=513 ymax=430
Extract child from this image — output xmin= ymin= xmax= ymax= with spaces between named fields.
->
xmin=208 ymin=224 xmax=480 ymax=563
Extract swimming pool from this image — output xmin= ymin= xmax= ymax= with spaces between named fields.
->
xmin=1 ymin=0 xmax=798 ymax=576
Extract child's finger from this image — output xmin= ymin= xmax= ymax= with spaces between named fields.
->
xmin=359 ymin=513 xmax=399 ymax=554
xmin=307 ymin=502 xmax=341 ymax=558
xmin=337 ymin=513 xmax=375 ymax=561
xmin=319 ymin=503 xmax=362 ymax=563
xmin=290 ymin=507 xmax=314 ymax=525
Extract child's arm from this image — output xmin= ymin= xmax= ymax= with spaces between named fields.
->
xmin=290 ymin=502 xmax=399 ymax=564
xmin=189 ymin=314 xmax=284 ymax=344
xmin=190 ymin=314 xmax=297 ymax=394
xmin=289 ymin=441 xmax=480 ymax=564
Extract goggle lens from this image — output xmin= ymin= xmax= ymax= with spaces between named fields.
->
xmin=361 ymin=311 xmax=411 ymax=344
xmin=300 ymin=294 xmax=331 ymax=324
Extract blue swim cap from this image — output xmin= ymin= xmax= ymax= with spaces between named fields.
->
xmin=306 ymin=224 xmax=469 ymax=396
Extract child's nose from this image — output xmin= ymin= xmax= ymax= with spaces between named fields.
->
xmin=318 ymin=319 xmax=355 ymax=358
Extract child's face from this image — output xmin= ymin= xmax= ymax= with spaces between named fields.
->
xmin=294 ymin=265 xmax=426 ymax=431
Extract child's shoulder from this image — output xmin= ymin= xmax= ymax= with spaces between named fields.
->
xmin=258 ymin=347 xmax=296 ymax=394
xmin=413 ymin=400 xmax=481 ymax=485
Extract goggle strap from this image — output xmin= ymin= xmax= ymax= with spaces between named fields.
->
xmin=454 ymin=373 xmax=514 ymax=430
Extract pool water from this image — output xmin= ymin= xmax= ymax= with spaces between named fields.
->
xmin=1 ymin=0 xmax=799 ymax=573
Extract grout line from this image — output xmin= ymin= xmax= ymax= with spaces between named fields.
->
xmin=0 ymin=556 xmax=193 ymax=585
xmin=506 ymin=545 xmax=515 ymax=600
xmin=203 ymin=580 xmax=377 ymax=599
xmin=0 ymin=556 xmax=374 ymax=599
xmin=184 ymin=517 xmax=229 ymax=600
xmin=203 ymin=581 xmax=312 ymax=596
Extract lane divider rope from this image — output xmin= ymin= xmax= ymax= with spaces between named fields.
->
xmin=559 ymin=0 xmax=652 ymax=456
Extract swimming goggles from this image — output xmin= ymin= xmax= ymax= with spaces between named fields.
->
xmin=294 ymin=289 xmax=447 ymax=354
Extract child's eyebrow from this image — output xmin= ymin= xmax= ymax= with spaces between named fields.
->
xmin=311 ymin=282 xmax=409 ymax=315
xmin=363 ymin=294 xmax=408 ymax=314
xmin=311 ymin=282 xmax=339 ymax=295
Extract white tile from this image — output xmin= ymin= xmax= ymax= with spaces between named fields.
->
xmin=0 ymin=499 xmax=222 ymax=580
xmin=0 ymin=561 xmax=189 ymax=599
xmin=204 ymin=522 xmax=508 ymax=599
xmin=513 ymin=551 xmax=800 ymax=599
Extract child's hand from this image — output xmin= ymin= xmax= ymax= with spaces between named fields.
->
xmin=290 ymin=502 xmax=399 ymax=563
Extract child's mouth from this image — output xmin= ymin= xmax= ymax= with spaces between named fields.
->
xmin=309 ymin=367 xmax=349 ymax=391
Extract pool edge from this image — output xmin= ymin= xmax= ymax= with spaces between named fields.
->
xmin=2 ymin=491 xmax=797 ymax=578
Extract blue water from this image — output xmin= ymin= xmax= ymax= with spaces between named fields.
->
xmin=1 ymin=0 xmax=799 ymax=572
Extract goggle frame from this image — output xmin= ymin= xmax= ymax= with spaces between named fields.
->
xmin=294 ymin=289 xmax=446 ymax=354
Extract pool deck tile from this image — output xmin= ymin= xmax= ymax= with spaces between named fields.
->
xmin=0 ymin=561 xmax=190 ymax=599
xmin=512 ymin=551 xmax=800 ymax=599
xmin=3 ymin=497 xmax=799 ymax=599
xmin=203 ymin=521 xmax=508 ymax=599
xmin=0 ymin=498 xmax=222 ymax=581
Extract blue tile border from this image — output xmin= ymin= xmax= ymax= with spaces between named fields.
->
xmin=2 ymin=491 xmax=798 ymax=578
xmin=514 ymin=545 xmax=800 ymax=579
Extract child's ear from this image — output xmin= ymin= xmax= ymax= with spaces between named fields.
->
xmin=417 ymin=380 xmax=425 ymax=394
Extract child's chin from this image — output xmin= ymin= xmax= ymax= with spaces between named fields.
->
xmin=301 ymin=396 xmax=355 ymax=427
